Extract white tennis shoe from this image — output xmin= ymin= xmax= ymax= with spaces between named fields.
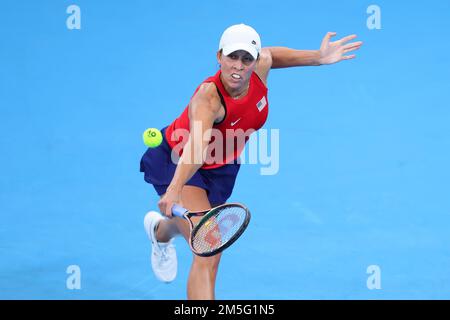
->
xmin=143 ymin=211 xmax=177 ymax=283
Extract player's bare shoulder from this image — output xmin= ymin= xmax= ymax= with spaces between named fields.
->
xmin=255 ymin=48 xmax=273 ymax=86
xmin=189 ymin=82 xmax=222 ymax=119
xmin=196 ymin=82 xmax=219 ymax=99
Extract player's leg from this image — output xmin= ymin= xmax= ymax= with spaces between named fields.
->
xmin=153 ymin=211 xmax=184 ymax=242
xmin=156 ymin=185 xmax=222 ymax=299
xmin=179 ymin=186 xmax=222 ymax=300
xmin=187 ymin=251 xmax=222 ymax=300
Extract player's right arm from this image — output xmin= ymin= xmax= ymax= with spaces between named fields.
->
xmin=158 ymin=83 xmax=221 ymax=217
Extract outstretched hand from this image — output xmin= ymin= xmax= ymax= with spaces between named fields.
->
xmin=319 ymin=32 xmax=363 ymax=65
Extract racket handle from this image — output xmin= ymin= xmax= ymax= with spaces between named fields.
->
xmin=172 ymin=204 xmax=187 ymax=218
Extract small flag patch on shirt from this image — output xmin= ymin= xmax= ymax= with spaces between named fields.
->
xmin=256 ymin=96 xmax=267 ymax=112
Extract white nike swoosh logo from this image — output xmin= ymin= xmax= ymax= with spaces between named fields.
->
xmin=231 ymin=118 xmax=241 ymax=126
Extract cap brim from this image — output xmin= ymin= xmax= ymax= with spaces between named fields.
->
xmin=222 ymin=43 xmax=258 ymax=60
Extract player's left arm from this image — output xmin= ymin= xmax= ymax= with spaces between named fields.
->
xmin=266 ymin=32 xmax=363 ymax=69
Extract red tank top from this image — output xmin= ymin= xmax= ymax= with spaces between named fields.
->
xmin=165 ymin=70 xmax=269 ymax=169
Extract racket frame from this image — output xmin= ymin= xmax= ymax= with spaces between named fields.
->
xmin=172 ymin=203 xmax=251 ymax=257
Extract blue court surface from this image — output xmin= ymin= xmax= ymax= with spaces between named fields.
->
xmin=1 ymin=0 xmax=449 ymax=299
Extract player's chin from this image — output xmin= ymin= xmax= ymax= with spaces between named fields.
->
xmin=228 ymin=74 xmax=247 ymax=87
xmin=225 ymin=78 xmax=241 ymax=88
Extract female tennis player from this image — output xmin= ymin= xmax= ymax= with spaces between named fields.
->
xmin=140 ymin=24 xmax=362 ymax=299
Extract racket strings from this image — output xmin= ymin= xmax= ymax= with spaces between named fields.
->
xmin=192 ymin=206 xmax=247 ymax=253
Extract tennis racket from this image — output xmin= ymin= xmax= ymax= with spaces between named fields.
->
xmin=171 ymin=203 xmax=251 ymax=257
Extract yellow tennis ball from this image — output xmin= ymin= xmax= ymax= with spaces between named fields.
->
xmin=142 ymin=128 xmax=162 ymax=148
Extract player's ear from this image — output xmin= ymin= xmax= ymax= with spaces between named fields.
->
xmin=217 ymin=50 xmax=223 ymax=63
xmin=217 ymin=50 xmax=223 ymax=69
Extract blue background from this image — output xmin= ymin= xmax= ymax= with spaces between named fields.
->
xmin=1 ymin=0 xmax=449 ymax=299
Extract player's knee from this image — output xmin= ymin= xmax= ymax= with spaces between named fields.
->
xmin=193 ymin=254 xmax=221 ymax=274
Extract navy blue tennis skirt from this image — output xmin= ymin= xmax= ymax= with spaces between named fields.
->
xmin=139 ymin=127 xmax=240 ymax=206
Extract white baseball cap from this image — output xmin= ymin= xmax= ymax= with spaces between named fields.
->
xmin=218 ymin=24 xmax=261 ymax=60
